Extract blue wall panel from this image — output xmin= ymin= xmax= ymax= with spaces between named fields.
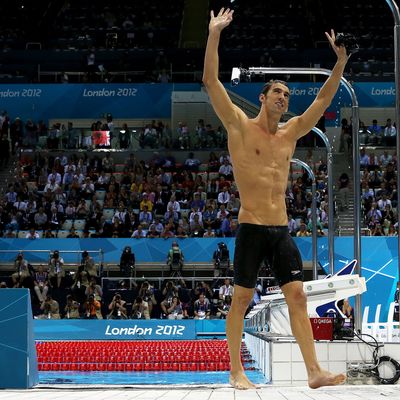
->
xmin=33 ymin=319 xmax=226 ymax=341
xmin=0 ymin=289 xmax=38 ymax=388
xmin=0 ymin=237 xmax=397 ymax=323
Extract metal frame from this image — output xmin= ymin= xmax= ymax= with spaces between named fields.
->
xmin=291 ymin=158 xmax=317 ymax=278
xmin=385 ymin=0 xmax=400 ymax=289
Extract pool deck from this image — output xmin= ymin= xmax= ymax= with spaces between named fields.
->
xmin=1 ymin=384 xmax=400 ymax=400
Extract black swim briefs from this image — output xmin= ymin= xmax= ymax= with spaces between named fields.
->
xmin=233 ymin=223 xmax=303 ymax=288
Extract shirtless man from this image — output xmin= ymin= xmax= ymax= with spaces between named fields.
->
xmin=203 ymin=8 xmax=349 ymax=390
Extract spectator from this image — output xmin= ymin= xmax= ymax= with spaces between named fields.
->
xmin=26 ymin=227 xmax=40 ymax=239
xmin=359 ymin=148 xmax=369 ymax=169
xmin=184 ymin=152 xmax=200 ymax=172
xmin=338 ymin=172 xmax=350 ymax=211
xmin=227 ymin=193 xmax=240 ymax=216
xmin=218 ymin=159 xmax=234 ymax=180
xmin=33 ymin=265 xmax=49 ymax=303
xmin=177 ymin=122 xmax=190 ymax=149
xmin=378 ymin=192 xmax=392 ymax=211
xmin=194 ymin=293 xmax=211 ymax=319
xmin=216 ymin=295 xmax=232 ymax=319
xmin=219 ymin=278 xmax=234 ymax=300
xmin=165 ymin=296 xmax=184 ymax=320
xmin=217 ymin=187 xmax=231 ymax=205
xmin=203 ymin=226 xmax=215 ymax=237
xmin=67 ymin=228 xmax=80 ymax=238
xmin=132 ymin=224 xmax=146 ymax=238
xmin=34 ymin=207 xmax=48 ymax=230
xmin=380 ymin=151 xmax=392 ymax=168
xmin=288 ymin=213 xmax=297 ymax=236
xmin=140 ymin=193 xmax=154 ymax=212
xmin=139 ymin=205 xmax=153 ymax=228
xmin=164 ymin=206 xmax=179 ymax=225
xmin=296 ymin=223 xmax=311 ymax=237
xmin=147 ymin=224 xmax=161 ymax=238
xmin=383 ymin=118 xmax=397 ymax=146
xmin=102 ymin=153 xmax=114 ymax=172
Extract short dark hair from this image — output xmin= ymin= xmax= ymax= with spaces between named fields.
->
xmin=261 ymin=80 xmax=288 ymax=95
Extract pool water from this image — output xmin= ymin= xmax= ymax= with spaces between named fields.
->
xmin=39 ymin=370 xmax=266 ymax=385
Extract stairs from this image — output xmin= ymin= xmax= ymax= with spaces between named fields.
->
xmin=333 ymin=153 xmax=356 ymax=236
xmin=0 ymin=157 xmax=17 ymax=197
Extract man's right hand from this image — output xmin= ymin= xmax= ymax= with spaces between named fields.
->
xmin=209 ymin=8 xmax=234 ymax=33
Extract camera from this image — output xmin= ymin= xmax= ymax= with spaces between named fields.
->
xmin=334 ymin=33 xmax=359 ymax=55
xmin=230 ymin=68 xmax=251 ymax=86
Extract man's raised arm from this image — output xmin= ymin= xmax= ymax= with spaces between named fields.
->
xmin=202 ymin=8 xmax=245 ymax=130
xmin=290 ymin=30 xmax=350 ymax=139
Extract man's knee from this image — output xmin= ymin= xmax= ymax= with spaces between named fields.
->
xmin=232 ymin=290 xmax=253 ymax=312
xmin=283 ymin=284 xmax=307 ymax=308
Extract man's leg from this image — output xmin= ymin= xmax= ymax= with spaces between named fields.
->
xmin=226 ymin=284 xmax=257 ymax=389
xmin=281 ymin=281 xmax=346 ymax=388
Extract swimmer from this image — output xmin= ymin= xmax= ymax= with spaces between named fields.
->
xmin=202 ymin=7 xmax=349 ymax=390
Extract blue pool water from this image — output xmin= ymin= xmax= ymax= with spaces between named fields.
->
xmin=39 ymin=370 xmax=266 ymax=385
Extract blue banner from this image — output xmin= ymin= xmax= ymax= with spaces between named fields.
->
xmin=35 ymin=319 xmax=196 ymax=341
xmin=0 ymin=82 xmax=395 ymax=125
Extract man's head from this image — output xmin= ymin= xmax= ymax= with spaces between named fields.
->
xmin=259 ymin=80 xmax=290 ymax=114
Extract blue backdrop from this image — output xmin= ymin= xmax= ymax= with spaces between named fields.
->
xmin=0 ymin=82 xmax=394 ymax=125
xmin=0 ymin=237 xmax=397 ymax=323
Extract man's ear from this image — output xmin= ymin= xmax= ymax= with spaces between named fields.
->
xmin=259 ymin=93 xmax=265 ymax=103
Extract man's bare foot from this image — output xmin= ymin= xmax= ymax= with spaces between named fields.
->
xmin=229 ymin=371 xmax=258 ymax=390
xmin=308 ymin=369 xmax=346 ymax=389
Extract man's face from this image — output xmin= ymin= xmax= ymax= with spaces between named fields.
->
xmin=261 ymin=83 xmax=290 ymax=114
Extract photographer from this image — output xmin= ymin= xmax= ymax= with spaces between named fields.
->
xmin=119 ymin=246 xmax=135 ymax=277
xmin=195 ymin=280 xmax=214 ymax=300
xmin=38 ymin=294 xmax=60 ymax=319
xmin=81 ymin=250 xmax=97 ymax=277
xmin=131 ymin=296 xmax=150 ymax=319
xmin=11 ymin=252 xmax=30 ymax=287
xmin=48 ymin=250 xmax=65 ymax=288
xmin=64 ymin=294 xmax=80 ymax=319
xmin=107 ymin=293 xmax=127 ymax=319
xmin=84 ymin=294 xmax=102 ymax=319
xmin=166 ymin=241 xmax=184 ymax=275
xmin=213 ymin=242 xmax=230 ymax=277
xmin=71 ymin=264 xmax=90 ymax=304
xmin=138 ymin=281 xmax=156 ymax=317
xmin=85 ymin=276 xmax=103 ymax=302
